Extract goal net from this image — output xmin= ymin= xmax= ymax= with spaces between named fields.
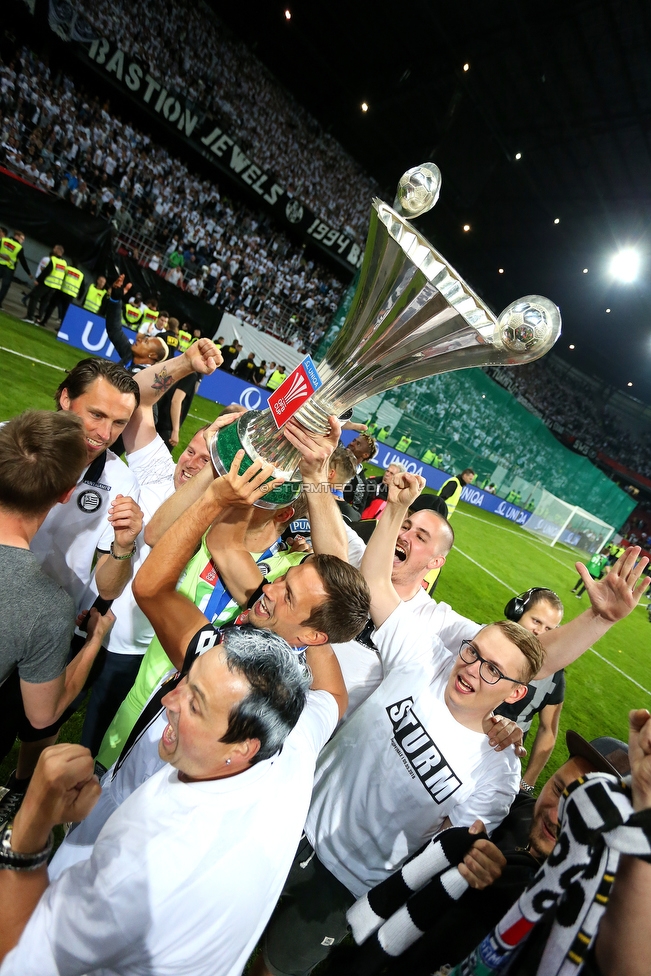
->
xmin=523 ymin=488 xmax=614 ymax=554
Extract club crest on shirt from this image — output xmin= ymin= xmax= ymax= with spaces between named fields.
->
xmin=386 ymin=697 xmax=461 ymax=803
xmin=77 ymin=489 xmax=102 ymax=513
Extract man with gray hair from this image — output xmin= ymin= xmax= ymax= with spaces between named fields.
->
xmin=0 ymin=462 xmax=347 ymax=976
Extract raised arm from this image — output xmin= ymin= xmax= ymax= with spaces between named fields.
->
xmin=104 ymin=276 xmax=134 ymax=363
xmin=125 ymin=341 xmax=222 ymax=455
xmin=535 ymin=547 xmax=649 ymax=679
xmin=304 ymin=644 xmax=348 ymax=720
xmin=143 ymin=414 xmax=238 ymax=547
xmin=360 ymin=472 xmax=425 ymax=627
xmin=283 ymin=415 xmax=348 ymax=560
xmin=0 ymin=744 xmax=100 ymax=962
xmin=133 ymin=454 xmax=281 ymax=670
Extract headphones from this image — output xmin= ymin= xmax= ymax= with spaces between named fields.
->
xmin=504 ymin=587 xmax=557 ymax=622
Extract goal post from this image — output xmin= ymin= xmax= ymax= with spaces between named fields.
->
xmin=523 ymin=489 xmax=614 ymax=554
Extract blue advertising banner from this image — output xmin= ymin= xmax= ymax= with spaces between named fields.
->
xmin=196 ymin=370 xmax=271 ymax=411
xmin=57 ymin=305 xmax=135 ymax=362
xmin=341 ymin=430 xmax=536 ymax=529
xmin=459 ymin=484 xmax=532 ymax=527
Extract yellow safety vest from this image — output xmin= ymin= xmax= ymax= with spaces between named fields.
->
xmin=396 ymin=436 xmax=412 ymax=452
xmin=142 ymin=307 xmax=159 ymax=328
xmin=44 ymin=257 xmax=67 ymax=290
xmin=123 ymin=303 xmax=143 ymax=328
xmin=61 ymin=266 xmax=83 ymax=298
xmin=378 ymin=428 xmax=390 ymax=442
xmin=83 ymin=283 xmax=107 ymax=313
xmin=421 ymin=449 xmax=435 ymax=464
xmin=267 ymin=370 xmax=287 ymax=390
xmin=438 ymin=476 xmax=463 ymax=517
xmin=178 ymin=329 xmax=192 ymax=352
xmin=0 ymin=237 xmax=23 ymax=270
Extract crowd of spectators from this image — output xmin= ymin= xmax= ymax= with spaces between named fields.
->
xmin=0 ymin=47 xmax=344 ymax=353
xmin=486 ymin=357 xmax=651 ymax=481
xmin=70 ymin=0 xmax=379 ymax=241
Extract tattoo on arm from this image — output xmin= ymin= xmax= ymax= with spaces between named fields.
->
xmin=151 ymin=367 xmax=174 ymax=396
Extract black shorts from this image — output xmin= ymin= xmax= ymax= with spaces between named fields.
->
xmin=262 ymin=835 xmax=355 ymax=976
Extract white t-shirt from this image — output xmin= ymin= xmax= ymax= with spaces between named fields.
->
xmin=31 ymin=451 xmax=140 ymax=612
xmin=77 ymin=436 xmax=175 ymax=655
xmin=306 ymin=601 xmax=520 ymax=897
xmin=333 ymin=584 xmax=481 ymax=721
xmin=11 ymin=691 xmax=337 ymax=976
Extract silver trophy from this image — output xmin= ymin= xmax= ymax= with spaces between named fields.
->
xmin=213 ymin=164 xmax=561 ymax=508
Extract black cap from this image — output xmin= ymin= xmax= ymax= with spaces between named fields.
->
xmin=409 ymin=494 xmax=449 ymax=520
xmin=566 ymin=731 xmax=630 ymax=777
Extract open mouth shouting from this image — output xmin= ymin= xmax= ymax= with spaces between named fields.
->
xmin=253 ymin=592 xmax=273 ymax=620
xmin=394 ymin=542 xmax=408 ymax=563
xmin=160 ymin=711 xmax=177 ymax=751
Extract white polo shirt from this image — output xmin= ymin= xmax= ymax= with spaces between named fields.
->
xmin=31 ymin=450 xmax=140 ymax=612
xmin=77 ymin=436 xmax=175 ymax=655
xmin=307 ymin=600 xmax=520 ymax=898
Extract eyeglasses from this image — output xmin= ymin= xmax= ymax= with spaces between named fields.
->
xmin=458 ymin=640 xmax=524 ymax=686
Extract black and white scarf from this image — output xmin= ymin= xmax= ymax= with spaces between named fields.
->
xmin=440 ymin=771 xmax=651 ymax=976
xmin=342 ymin=826 xmax=484 ymax=974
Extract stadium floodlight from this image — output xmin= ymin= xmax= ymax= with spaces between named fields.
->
xmin=610 ymin=248 xmax=640 ymax=283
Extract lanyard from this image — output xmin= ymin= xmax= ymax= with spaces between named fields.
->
xmin=203 ymin=538 xmax=282 ymax=622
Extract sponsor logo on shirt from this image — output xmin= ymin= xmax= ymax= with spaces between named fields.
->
xmin=199 ymin=560 xmax=218 ymax=586
xmin=77 ymin=489 xmax=103 ymax=513
xmin=386 ymin=697 xmax=462 ymax=803
xmin=82 ymin=479 xmax=111 ymax=492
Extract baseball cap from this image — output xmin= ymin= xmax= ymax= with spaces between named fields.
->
xmin=409 ymin=494 xmax=449 ymax=520
xmin=566 ymin=731 xmax=630 ymax=777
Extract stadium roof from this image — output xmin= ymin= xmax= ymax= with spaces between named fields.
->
xmin=215 ymin=0 xmax=651 ymax=404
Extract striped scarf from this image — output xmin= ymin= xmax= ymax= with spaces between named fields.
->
xmin=441 ymin=771 xmax=651 ymax=976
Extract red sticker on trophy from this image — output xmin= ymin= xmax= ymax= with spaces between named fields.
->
xmin=268 ymin=355 xmax=323 ymax=428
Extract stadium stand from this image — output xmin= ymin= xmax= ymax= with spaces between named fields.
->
xmin=0 ymin=47 xmax=344 ymax=352
xmin=54 ymin=0 xmax=379 ymax=241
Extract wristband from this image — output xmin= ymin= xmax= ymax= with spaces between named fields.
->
xmin=0 ymin=822 xmax=53 ymax=871
xmin=110 ymin=540 xmax=137 ymax=560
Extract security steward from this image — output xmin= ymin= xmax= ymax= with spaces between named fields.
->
xmin=0 ymin=230 xmax=33 ymax=309
xmin=122 ymin=297 xmax=143 ymax=330
xmin=266 ymin=365 xmax=287 ymax=391
xmin=377 ymin=425 xmax=391 ymax=442
xmin=395 ymin=432 xmax=413 ymax=452
xmin=41 ymin=262 xmax=84 ymax=328
xmin=82 ymin=276 xmax=108 ymax=314
xmin=178 ymin=324 xmax=193 ymax=352
xmin=437 ymin=467 xmax=475 ymax=518
xmin=25 ymin=245 xmax=66 ymax=325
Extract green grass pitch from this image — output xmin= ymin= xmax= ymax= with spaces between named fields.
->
xmin=1 ymin=310 xmax=649 ymax=791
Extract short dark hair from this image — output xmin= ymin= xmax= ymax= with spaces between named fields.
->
xmin=55 ymin=358 xmax=140 ymax=409
xmin=0 ymin=411 xmax=87 ymax=515
xmin=218 ymin=626 xmax=310 ymax=763
xmin=302 ymin=554 xmax=371 ymax=642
